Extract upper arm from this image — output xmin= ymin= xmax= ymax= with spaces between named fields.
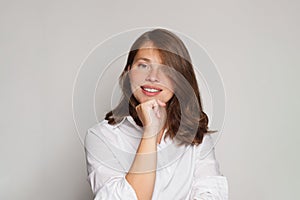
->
xmin=190 ymin=134 xmax=229 ymax=200
xmin=194 ymin=134 xmax=221 ymax=178
xmin=84 ymin=128 xmax=138 ymax=199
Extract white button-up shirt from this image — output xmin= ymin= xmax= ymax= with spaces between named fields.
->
xmin=85 ymin=116 xmax=228 ymax=199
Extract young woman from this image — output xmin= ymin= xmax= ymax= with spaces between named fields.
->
xmin=85 ymin=29 xmax=228 ymax=199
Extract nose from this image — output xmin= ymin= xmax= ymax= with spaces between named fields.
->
xmin=145 ymin=66 xmax=159 ymax=82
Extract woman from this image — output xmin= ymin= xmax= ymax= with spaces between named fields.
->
xmin=85 ymin=28 xmax=228 ymax=199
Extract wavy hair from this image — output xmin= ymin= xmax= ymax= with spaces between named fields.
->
xmin=105 ymin=28 xmax=216 ymax=146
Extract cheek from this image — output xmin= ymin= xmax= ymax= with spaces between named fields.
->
xmin=166 ymin=89 xmax=174 ymax=99
xmin=163 ymin=78 xmax=174 ymax=93
xmin=129 ymin=74 xmax=143 ymax=95
xmin=129 ymin=71 xmax=145 ymax=85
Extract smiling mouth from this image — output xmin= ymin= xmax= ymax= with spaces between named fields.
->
xmin=141 ymin=86 xmax=162 ymax=95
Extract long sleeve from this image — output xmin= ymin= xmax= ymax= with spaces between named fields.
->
xmin=85 ymin=128 xmax=138 ymax=200
xmin=190 ymin=135 xmax=228 ymax=200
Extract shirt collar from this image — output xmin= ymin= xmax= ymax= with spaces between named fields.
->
xmin=125 ymin=115 xmax=143 ymax=131
xmin=112 ymin=115 xmax=143 ymax=131
xmin=112 ymin=115 xmax=170 ymax=146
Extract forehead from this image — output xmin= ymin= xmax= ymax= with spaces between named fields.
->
xmin=134 ymin=44 xmax=162 ymax=64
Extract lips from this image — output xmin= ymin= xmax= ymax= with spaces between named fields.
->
xmin=141 ymin=85 xmax=162 ymax=96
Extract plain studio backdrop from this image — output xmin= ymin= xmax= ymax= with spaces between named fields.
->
xmin=0 ymin=0 xmax=299 ymax=199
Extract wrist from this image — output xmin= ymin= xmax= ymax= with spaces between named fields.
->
xmin=142 ymin=128 xmax=160 ymax=139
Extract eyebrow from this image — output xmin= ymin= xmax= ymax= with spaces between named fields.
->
xmin=133 ymin=57 xmax=151 ymax=62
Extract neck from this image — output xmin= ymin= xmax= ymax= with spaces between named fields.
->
xmin=157 ymin=130 xmax=165 ymax=144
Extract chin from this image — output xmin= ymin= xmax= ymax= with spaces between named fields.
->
xmin=136 ymin=96 xmax=157 ymax=104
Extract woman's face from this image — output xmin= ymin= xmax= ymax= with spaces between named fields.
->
xmin=128 ymin=43 xmax=174 ymax=104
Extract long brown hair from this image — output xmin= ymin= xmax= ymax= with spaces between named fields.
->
xmin=105 ymin=28 xmax=216 ymax=146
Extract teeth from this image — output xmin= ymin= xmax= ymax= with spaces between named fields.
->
xmin=143 ymin=87 xmax=160 ymax=93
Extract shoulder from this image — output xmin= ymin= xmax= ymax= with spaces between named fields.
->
xmin=192 ymin=133 xmax=222 ymax=176
xmin=201 ymin=134 xmax=214 ymax=151
xmin=194 ymin=134 xmax=215 ymax=159
xmin=85 ymin=116 xmax=140 ymax=147
xmin=84 ymin=119 xmax=124 ymax=162
xmin=90 ymin=118 xmax=119 ymax=132
xmin=85 ymin=119 xmax=119 ymax=147
xmin=85 ymin=117 xmax=139 ymax=172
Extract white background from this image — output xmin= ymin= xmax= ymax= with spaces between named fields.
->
xmin=0 ymin=0 xmax=299 ymax=199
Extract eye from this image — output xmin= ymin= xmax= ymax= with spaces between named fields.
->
xmin=137 ymin=63 xmax=148 ymax=68
xmin=135 ymin=63 xmax=151 ymax=70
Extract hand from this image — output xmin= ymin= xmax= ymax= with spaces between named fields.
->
xmin=135 ymin=99 xmax=167 ymax=138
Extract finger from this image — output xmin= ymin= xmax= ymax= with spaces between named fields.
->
xmin=152 ymin=102 xmax=161 ymax=118
xmin=157 ymin=99 xmax=166 ymax=107
xmin=156 ymin=108 xmax=161 ymax=118
xmin=135 ymin=104 xmax=141 ymax=111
